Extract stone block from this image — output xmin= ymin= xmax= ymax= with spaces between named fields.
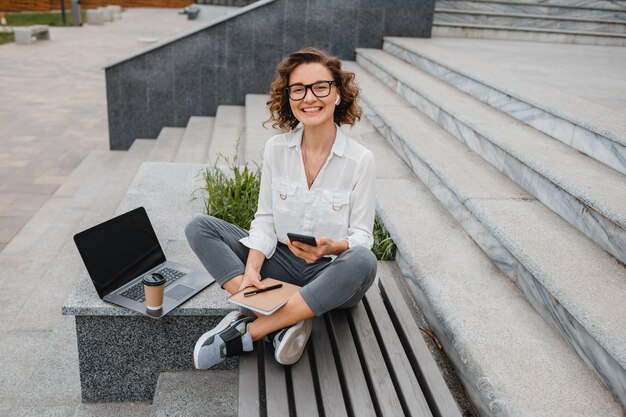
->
xmin=86 ymin=9 xmax=104 ymax=25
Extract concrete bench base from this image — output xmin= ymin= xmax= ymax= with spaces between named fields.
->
xmin=14 ymin=25 xmax=50 ymax=45
xmin=74 ymin=314 xmax=237 ymax=402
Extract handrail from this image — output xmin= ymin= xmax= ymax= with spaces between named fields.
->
xmin=104 ymin=0 xmax=276 ymax=69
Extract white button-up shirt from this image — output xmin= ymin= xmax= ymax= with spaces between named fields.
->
xmin=239 ymin=126 xmax=376 ymax=259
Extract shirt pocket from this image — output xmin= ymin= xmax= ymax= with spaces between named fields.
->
xmin=318 ymin=190 xmax=351 ymax=226
xmin=271 ymin=178 xmax=301 ymax=216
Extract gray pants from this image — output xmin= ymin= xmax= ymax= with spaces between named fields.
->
xmin=185 ymin=215 xmax=377 ymax=316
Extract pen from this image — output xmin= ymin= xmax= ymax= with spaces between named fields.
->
xmin=244 ymin=283 xmax=283 ymax=297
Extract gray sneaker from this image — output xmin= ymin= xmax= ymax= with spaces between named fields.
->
xmin=193 ymin=311 xmax=254 ymax=370
xmin=271 ymin=319 xmax=313 ymax=365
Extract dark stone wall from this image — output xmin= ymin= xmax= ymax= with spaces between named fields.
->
xmin=106 ymin=0 xmax=435 ymax=150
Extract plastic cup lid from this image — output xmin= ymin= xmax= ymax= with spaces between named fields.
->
xmin=143 ymin=273 xmax=165 ymax=286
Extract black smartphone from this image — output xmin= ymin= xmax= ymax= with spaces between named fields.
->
xmin=287 ymin=233 xmax=317 ymax=247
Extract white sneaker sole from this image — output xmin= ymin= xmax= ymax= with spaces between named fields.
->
xmin=193 ymin=310 xmax=242 ymax=369
xmin=274 ymin=319 xmax=313 ymax=365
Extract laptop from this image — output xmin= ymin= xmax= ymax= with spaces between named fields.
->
xmin=73 ymin=206 xmax=214 ymax=318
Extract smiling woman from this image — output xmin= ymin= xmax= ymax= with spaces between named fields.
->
xmin=184 ymin=47 xmax=378 ymax=372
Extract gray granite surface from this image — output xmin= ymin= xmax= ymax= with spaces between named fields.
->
xmin=435 ymin=11 xmax=626 ymax=33
xmin=105 ymin=0 xmax=435 ymax=150
xmin=436 ymin=0 xmax=626 ymax=20
xmin=150 ymin=371 xmax=238 ymax=417
xmin=75 ymin=315 xmax=238 ymax=402
xmin=382 ymin=38 xmax=626 ymax=173
xmin=353 ymin=49 xmax=626 ymax=267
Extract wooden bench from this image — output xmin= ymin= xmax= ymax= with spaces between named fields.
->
xmin=238 ymin=265 xmax=463 ymax=417
xmin=14 ymin=25 xmax=50 ymax=45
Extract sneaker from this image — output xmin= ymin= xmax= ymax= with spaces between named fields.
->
xmin=271 ymin=320 xmax=313 ymax=365
xmin=193 ymin=311 xmax=254 ymax=369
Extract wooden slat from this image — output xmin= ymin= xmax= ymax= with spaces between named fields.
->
xmin=264 ymin=341 xmax=290 ymax=417
xmin=238 ymin=343 xmax=260 ymax=417
xmin=349 ymin=299 xmax=406 ymax=417
xmin=311 ymin=317 xmax=349 ymax=417
xmin=327 ymin=310 xmax=377 ymax=417
xmin=378 ymin=271 xmax=463 ymax=417
xmin=291 ymin=344 xmax=320 ymax=417
xmin=364 ymin=287 xmax=434 ymax=417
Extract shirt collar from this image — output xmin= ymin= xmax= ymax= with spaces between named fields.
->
xmin=288 ymin=124 xmax=346 ymax=157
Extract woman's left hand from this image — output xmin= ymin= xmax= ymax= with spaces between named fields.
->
xmin=286 ymin=237 xmax=347 ymax=264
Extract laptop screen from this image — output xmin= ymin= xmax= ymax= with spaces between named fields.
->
xmin=73 ymin=206 xmax=166 ymax=298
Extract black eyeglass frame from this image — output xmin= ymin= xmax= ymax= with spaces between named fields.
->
xmin=285 ymin=80 xmax=336 ymax=101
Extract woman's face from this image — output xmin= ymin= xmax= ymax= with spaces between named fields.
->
xmin=287 ymin=63 xmax=339 ymax=130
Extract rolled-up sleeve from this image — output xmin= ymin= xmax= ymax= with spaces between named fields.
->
xmin=239 ymin=141 xmax=278 ymax=258
xmin=346 ymin=150 xmax=376 ymax=249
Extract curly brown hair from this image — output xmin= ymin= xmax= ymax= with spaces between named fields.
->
xmin=265 ymin=47 xmax=361 ymax=131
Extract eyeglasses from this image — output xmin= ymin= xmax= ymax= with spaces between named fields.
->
xmin=286 ymin=80 xmax=336 ymax=101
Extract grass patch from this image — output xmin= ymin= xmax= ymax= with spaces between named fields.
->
xmin=197 ymin=156 xmax=396 ymax=260
xmin=4 ymin=11 xmax=85 ymax=27
xmin=0 ymin=32 xmax=13 ymax=45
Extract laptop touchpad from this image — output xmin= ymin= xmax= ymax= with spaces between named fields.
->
xmin=165 ymin=284 xmax=195 ymax=300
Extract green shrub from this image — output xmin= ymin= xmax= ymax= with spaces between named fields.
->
xmin=371 ymin=216 xmax=397 ymax=261
xmin=197 ymin=156 xmax=396 ymax=260
xmin=198 ymin=157 xmax=261 ymax=231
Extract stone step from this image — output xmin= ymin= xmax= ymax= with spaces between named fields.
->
xmin=432 ymin=21 xmax=626 ymax=45
xmin=347 ymin=64 xmax=626 ymax=406
xmin=150 ymin=371 xmax=238 ymax=417
xmin=382 ymin=37 xmax=626 ymax=175
xmin=7 ymin=139 xmax=156 ymax=334
xmin=244 ymin=94 xmax=280 ymax=166
xmin=478 ymin=0 xmax=626 ymax=10
xmin=346 ymin=117 xmax=623 ymax=416
xmin=208 ymin=105 xmax=245 ymax=165
xmin=0 ymin=148 xmax=127 ymax=336
xmin=435 ymin=9 xmax=626 ymax=33
xmin=354 ymin=48 xmax=626 ymax=265
xmin=0 ymin=140 xmax=157 ymax=411
xmin=146 ymin=127 xmax=185 ymax=162
xmin=436 ymin=0 xmax=626 ymax=20
xmin=174 ymin=116 xmax=215 ymax=164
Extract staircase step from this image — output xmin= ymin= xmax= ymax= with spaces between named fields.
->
xmin=244 ymin=94 xmax=280 ymax=165
xmin=174 ymin=117 xmax=215 ymax=164
xmin=382 ymin=37 xmax=626 ymax=175
xmin=348 ymin=62 xmax=626 ymax=406
xmin=347 ymin=118 xmax=623 ymax=415
xmin=7 ymin=139 xmax=155 ymax=333
xmin=208 ymin=105 xmax=245 ymax=165
xmin=432 ymin=21 xmax=626 ymax=45
xmin=436 ymin=0 xmax=626 ymax=20
xmin=434 ymin=9 xmax=626 ymax=33
xmin=146 ymin=127 xmax=185 ymax=162
xmin=354 ymin=48 xmax=626 ymax=265
xmin=150 ymin=371 xmax=238 ymax=417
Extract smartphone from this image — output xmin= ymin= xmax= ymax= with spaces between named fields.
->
xmin=287 ymin=233 xmax=317 ymax=247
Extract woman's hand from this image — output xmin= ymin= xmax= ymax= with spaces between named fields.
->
xmin=287 ymin=237 xmax=348 ymax=264
xmin=238 ymin=267 xmax=267 ymax=292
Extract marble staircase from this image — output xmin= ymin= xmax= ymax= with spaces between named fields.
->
xmin=346 ymin=40 xmax=625 ymax=413
xmin=433 ymin=0 xmax=626 ymax=45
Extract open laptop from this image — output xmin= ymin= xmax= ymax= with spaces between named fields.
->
xmin=73 ymin=206 xmax=214 ymax=318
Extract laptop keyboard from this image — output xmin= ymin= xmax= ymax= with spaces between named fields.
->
xmin=119 ymin=267 xmax=186 ymax=302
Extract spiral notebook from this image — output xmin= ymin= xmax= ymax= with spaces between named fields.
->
xmin=228 ymin=278 xmax=300 ymax=315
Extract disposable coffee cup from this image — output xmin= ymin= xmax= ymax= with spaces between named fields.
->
xmin=143 ymin=273 xmax=165 ymax=311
